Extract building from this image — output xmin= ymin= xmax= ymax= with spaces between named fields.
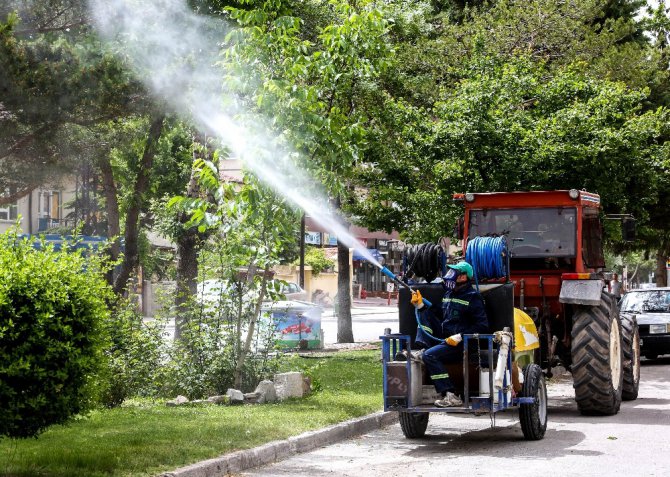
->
xmin=0 ymin=181 xmax=77 ymax=235
xmin=304 ymin=218 xmax=402 ymax=295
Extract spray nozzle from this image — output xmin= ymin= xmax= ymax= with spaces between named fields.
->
xmin=379 ymin=266 xmax=413 ymax=291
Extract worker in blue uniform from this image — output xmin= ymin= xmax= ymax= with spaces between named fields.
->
xmin=411 ymin=261 xmax=489 ymax=407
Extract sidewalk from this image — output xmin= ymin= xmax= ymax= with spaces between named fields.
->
xmin=320 ymin=299 xmax=399 ymax=344
xmin=325 ymin=296 xmax=400 ymax=313
xmin=352 ymin=296 xmax=399 ymax=307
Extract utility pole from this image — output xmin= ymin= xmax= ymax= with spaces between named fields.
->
xmin=299 ymin=213 xmax=305 ymax=288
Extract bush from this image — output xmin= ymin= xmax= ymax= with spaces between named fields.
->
xmin=101 ymin=299 xmax=168 ymax=407
xmin=0 ymin=233 xmax=111 ymax=438
xmin=162 ymin=286 xmax=282 ymax=398
xmin=296 ymin=247 xmax=334 ymax=277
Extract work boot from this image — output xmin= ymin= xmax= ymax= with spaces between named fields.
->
xmin=410 ymin=349 xmax=424 ymax=362
xmin=434 ymin=392 xmax=463 ymax=408
xmin=394 ymin=350 xmax=408 ymax=361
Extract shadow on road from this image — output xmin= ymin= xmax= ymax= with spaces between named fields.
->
xmin=403 ymin=383 xmax=670 ymax=460
xmin=406 ymin=426 xmax=593 ymax=459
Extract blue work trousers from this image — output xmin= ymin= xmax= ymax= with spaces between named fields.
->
xmin=422 ymin=343 xmax=463 ymax=395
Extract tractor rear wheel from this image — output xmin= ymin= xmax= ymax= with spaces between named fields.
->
xmin=519 ymin=363 xmax=547 ymax=440
xmin=571 ymin=292 xmax=623 ymax=415
xmin=621 ymin=313 xmax=640 ymax=401
xmin=399 ymin=411 xmax=429 ymax=438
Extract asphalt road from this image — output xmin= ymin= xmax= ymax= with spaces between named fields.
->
xmin=321 ymin=300 xmax=399 ymax=345
xmin=239 ymin=357 xmax=670 ymax=477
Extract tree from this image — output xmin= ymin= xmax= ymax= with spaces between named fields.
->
xmin=0 ymin=1 xmax=145 ymax=202
xmin=0 ymin=2 xmax=197 ymax=296
xmin=171 ymin=159 xmax=299 ymax=388
xmin=224 ymin=0 xmax=393 ymax=342
xmin=352 ymin=56 xmax=669 ymax=243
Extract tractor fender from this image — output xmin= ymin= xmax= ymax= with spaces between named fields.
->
xmin=559 ymin=279 xmax=604 ymax=306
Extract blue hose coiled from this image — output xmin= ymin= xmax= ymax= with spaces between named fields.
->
xmin=465 ymin=236 xmax=508 ymax=282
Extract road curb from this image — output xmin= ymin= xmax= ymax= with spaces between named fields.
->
xmin=159 ymin=411 xmax=398 ymax=477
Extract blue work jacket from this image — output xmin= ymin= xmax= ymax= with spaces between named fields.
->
xmin=416 ymin=283 xmax=489 ymax=345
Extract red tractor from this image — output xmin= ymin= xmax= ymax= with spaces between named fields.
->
xmin=451 ymin=189 xmax=640 ymax=414
xmin=396 ymin=189 xmax=640 ymax=415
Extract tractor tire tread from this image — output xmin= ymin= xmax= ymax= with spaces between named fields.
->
xmin=571 ymin=292 xmax=623 ymax=415
xmin=620 ymin=313 xmax=640 ymax=401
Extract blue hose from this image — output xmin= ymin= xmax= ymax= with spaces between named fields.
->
xmin=465 ymin=236 xmax=508 ymax=283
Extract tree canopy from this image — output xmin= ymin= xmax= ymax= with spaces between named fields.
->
xmin=2 ymin=0 xmax=670 ymax=284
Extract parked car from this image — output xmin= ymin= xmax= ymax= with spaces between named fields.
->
xmin=279 ymin=281 xmax=308 ymax=301
xmin=619 ymin=287 xmax=670 ymax=360
xmin=198 ymin=279 xmax=308 ymax=304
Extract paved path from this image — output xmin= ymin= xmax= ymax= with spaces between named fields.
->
xmin=321 ymin=298 xmax=399 ymax=345
xmin=239 ymin=358 xmax=670 ymax=477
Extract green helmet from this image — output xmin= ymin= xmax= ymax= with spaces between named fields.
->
xmin=446 ymin=261 xmax=474 ymax=279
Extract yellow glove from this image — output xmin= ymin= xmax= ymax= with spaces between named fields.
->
xmin=410 ymin=290 xmax=424 ymax=309
xmin=446 ymin=334 xmax=463 ymax=346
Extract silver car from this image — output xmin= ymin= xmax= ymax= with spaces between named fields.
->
xmin=619 ymin=287 xmax=670 ymax=360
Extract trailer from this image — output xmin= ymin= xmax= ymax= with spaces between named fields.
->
xmin=382 ymin=282 xmax=547 ymax=440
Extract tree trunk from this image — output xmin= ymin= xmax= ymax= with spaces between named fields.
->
xmin=174 ymin=227 xmax=199 ymax=342
xmin=113 ymin=113 xmax=165 ymax=295
xmin=99 ymin=155 xmax=121 ymax=286
xmin=174 ymin=168 xmax=203 ymax=342
xmin=336 ymin=238 xmax=354 ymax=343
xmin=233 ymin=264 xmax=270 ymax=389
xmin=655 ymin=248 xmax=668 ymax=287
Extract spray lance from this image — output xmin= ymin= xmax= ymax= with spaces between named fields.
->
xmin=379 ymin=266 xmax=413 ymax=291
xmin=378 ymin=266 xmax=433 ymax=308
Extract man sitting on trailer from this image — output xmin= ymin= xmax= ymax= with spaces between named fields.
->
xmin=411 ymin=261 xmax=489 ymax=407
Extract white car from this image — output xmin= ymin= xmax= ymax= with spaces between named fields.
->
xmin=279 ymin=282 xmax=308 ymax=301
xmin=198 ymin=279 xmax=308 ymax=304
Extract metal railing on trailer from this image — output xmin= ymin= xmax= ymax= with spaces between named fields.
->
xmin=380 ymin=333 xmax=535 ymax=414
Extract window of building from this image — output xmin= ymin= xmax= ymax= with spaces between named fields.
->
xmin=38 ymin=190 xmax=61 ymax=219
xmin=0 ymin=189 xmax=19 ymax=221
xmin=0 ymin=202 xmax=18 ymax=221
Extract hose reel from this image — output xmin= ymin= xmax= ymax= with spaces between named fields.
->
xmin=403 ymin=243 xmax=446 ymax=282
xmin=465 ymin=235 xmax=509 ymax=282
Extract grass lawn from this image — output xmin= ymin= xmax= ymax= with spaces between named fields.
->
xmin=0 ymin=349 xmax=383 ymax=477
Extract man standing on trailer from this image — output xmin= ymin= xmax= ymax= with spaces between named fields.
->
xmin=411 ymin=261 xmax=489 ymax=407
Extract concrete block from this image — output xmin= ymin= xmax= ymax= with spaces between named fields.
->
xmin=254 ymin=380 xmax=277 ymax=403
xmin=226 ymin=388 xmax=244 ymax=405
xmin=274 ymin=372 xmax=304 ymax=400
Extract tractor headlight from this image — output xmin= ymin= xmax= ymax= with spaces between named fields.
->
xmin=465 ymin=192 xmax=475 ymax=202
xmin=568 ymin=189 xmax=580 ymax=200
xmin=649 ymin=324 xmax=668 ymax=334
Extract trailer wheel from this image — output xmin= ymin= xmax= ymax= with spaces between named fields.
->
xmin=571 ymin=293 xmax=623 ymax=415
xmin=399 ymin=411 xmax=429 ymax=438
xmin=519 ymin=363 xmax=547 ymax=440
xmin=620 ymin=313 xmax=640 ymax=401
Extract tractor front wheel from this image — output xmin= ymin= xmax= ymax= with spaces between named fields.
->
xmin=571 ymin=292 xmax=623 ymax=415
xmin=399 ymin=411 xmax=429 ymax=438
xmin=621 ymin=313 xmax=640 ymax=401
xmin=519 ymin=363 xmax=547 ymax=440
